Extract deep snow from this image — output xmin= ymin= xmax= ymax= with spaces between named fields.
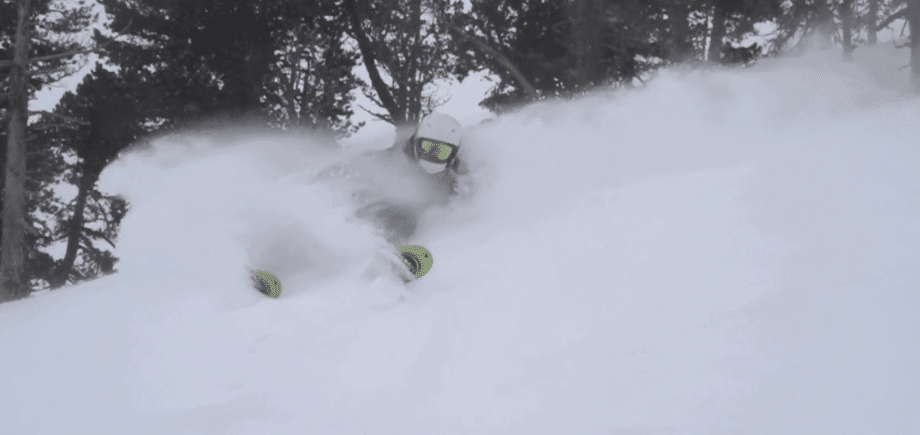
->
xmin=2 ymin=45 xmax=920 ymax=435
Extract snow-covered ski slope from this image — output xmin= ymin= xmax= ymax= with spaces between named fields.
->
xmin=3 ymin=46 xmax=920 ymax=434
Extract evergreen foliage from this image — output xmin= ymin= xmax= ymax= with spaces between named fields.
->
xmin=1 ymin=0 xmax=95 ymax=299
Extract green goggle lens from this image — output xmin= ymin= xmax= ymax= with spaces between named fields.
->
xmin=417 ymin=139 xmax=456 ymax=163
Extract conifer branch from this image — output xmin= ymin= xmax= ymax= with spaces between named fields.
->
xmin=29 ymin=110 xmax=91 ymax=126
xmin=0 ymin=19 xmax=132 ymax=70
xmin=443 ymin=21 xmax=538 ymax=101
xmin=876 ymin=8 xmax=906 ymax=31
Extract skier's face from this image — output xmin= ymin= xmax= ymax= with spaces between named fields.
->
xmin=419 ymin=160 xmax=447 ymax=174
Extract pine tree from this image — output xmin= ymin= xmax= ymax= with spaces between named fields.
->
xmin=1 ymin=0 xmax=94 ymax=300
xmin=448 ymin=0 xmax=668 ymax=111
xmin=841 ymin=0 xmax=855 ymax=59
xmin=42 ymin=64 xmax=136 ymax=288
xmin=706 ymin=0 xmax=782 ymax=65
xmin=909 ymin=0 xmax=920 ymax=92
xmin=262 ymin=6 xmax=362 ymax=135
xmin=345 ymin=0 xmax=461 ymax=130
xmin=868 ymin=0 xmax=880 ymax=45
xmin=99 ymin=0 xmax=361 ymax=135
xmin=448 ymin=0 xmax=578 ymax=111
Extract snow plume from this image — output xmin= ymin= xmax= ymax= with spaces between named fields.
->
xmin=96 ymin=128 xmax=454 ymax=304
xmin=2 ymin=47 xmax=920 ymax=435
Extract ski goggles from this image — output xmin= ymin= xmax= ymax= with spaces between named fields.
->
xmin=414 ymin=137 xmax=458 ymax=164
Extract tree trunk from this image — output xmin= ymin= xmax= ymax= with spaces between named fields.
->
xmin=667 ymin=0 xmax=693 ymax=62
xmin=406 ymin=0 xmax=423 ymax=124
xmin=572 ymin=0 xmax=602 ymax=86
xmin=814 ymin=0 xmax=835 ymax=49
xmin=1 ymin=0 xmax=32 ymax=301
xmin=909 ymin=0 xmax=920 ymax=93
xmin=345 ymin=0 xmax=403 ymax=125
xmin=445 ymin=23 xmax=537 ymax=100
xmin=708 ymin=1 xmax=726 ymax=63
xmin=224 ymin=39 xmax=269 ymax=116
xmin=841 ymin=0 xmax=854 ymax=60
xmin=573 ymin=0 xmax=586 ymax=81
xmin=868 ymin=0 xmax=879 ymax=45
xmin=48 ymin=163 xmax=98 ymax=289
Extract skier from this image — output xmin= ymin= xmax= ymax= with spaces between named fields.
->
xmin=252 ymin=113 xmax=466 ymax=296
xmin=352 ymin=112 xmax=468 ymax=243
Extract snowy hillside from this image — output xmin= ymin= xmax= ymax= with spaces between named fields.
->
xmin=2 ymin=45 xmax=919 ymax=435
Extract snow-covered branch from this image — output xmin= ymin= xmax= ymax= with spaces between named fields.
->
xmin=876 ymin=8 xmax=907 ymax=31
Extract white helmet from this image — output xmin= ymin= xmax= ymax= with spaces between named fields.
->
xmin=416 ymin=113 xmax=463 ymax=146
xmin=412 ymin=113 xmax=462 ymax=173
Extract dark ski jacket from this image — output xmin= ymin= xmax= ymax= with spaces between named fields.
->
xmin=353 ymin=136 xmax=468 ymax=242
